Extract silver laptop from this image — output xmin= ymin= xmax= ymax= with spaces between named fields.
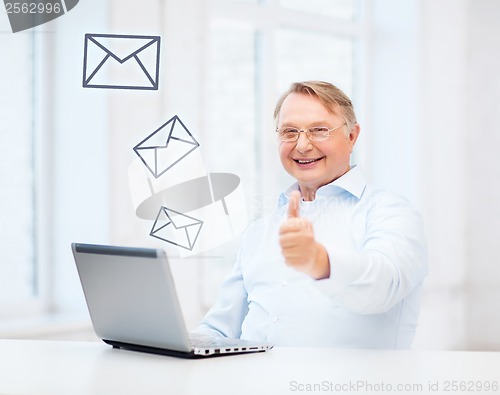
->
xmin=72 ymin=243 xmax=272 ymax=358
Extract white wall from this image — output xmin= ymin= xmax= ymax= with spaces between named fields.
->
xmin=413 ymin=0 xmax=470 ymax=349
xmin=463 ymin=0 xmax=500 ymax=350
xmin=366 ymin=0 xmax=420 ymax=205
xmin=412 ymin=0 xmax=500 ymax=350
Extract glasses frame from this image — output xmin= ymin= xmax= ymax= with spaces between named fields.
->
xmin=276 ymin=122 xmax=347 ymax=142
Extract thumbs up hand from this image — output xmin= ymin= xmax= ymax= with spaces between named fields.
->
xmin=287 ymin=190 xmax=301 ymax=219
xmin=279 ymin=191 xmax=330 ymax=279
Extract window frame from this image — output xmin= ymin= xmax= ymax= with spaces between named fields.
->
xmin=204 ymin=0 xmax=368 ymax=214
xmin=0 ymin=30 xmax=48 ymax=319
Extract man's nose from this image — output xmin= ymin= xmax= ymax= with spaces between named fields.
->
xmin=295 ymin=132 xmax=312 ymax=153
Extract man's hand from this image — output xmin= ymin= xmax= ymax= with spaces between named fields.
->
xmin=278 ymin=191 xmax=330 ymax=279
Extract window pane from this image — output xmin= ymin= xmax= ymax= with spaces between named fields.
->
xmin=0 ymin=33 xmax=36 ymax=304
xmin=206 ymin=23 xmax=257 ymax=216
xmin=280 ymin=0 xmax=357 ymax=20
xmin=276 ymin=28 xmax=353 ymax=95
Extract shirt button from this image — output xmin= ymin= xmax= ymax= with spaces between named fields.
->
xmin=281 ymin=280 xmax=288 ymax=286
xmin=272 ymin=316 xmax=279 ymax=323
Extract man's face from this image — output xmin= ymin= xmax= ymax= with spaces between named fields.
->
xmin=277 ymin=92 xmax=359 ymax=193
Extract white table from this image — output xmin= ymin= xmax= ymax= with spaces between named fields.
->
xmin=0 ymin=339 xmax=499 ymax=395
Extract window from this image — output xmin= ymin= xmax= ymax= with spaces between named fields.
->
xmin=205 ymin=0 xmax=362 ymax=219
xmin=205 ymin=21 xmax=257 ymax=212
xmin=276 ymin=28 xmax=353 ymax=97
xmin=0 ymin=26 xmax=38 ymax=311
xmin=280 ymin=0 xmax=357 ymax=20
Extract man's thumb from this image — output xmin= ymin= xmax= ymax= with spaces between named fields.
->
xmin=288 ymin=190 xmax=301 ymax=218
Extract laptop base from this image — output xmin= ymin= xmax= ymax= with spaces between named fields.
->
xmin=103 ymin=339 xmax=265 ymax=359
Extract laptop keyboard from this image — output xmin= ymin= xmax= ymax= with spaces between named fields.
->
xmin=190 ymin=335 xmax=243 ymax=348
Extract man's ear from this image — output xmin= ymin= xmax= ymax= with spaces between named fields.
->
xmin=348 ymin=123 xmax=360 ymax=152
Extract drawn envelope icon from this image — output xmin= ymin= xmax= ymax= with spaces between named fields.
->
xmin=82 ymin=33 xmax=160 ymax=90
xmin=150 ymin=207 xmax=203 ymax=251
xmin=133 ymin=115 xmax=200 ymax=179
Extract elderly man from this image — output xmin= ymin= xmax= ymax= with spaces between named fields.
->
xmin=197 ymin=81 xmax=428 ymax=349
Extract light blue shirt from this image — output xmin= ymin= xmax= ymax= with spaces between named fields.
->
xmin=197 ymin=166 xmax=428 ymax=349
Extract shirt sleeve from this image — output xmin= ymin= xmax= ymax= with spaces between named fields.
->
xmin=194 ymin=246 xmax=249 ymax=338
xmin=314 ymin=193 xmax=429 ymax=314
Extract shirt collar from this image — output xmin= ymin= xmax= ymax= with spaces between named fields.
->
xmin=278 ymin=165 xmax=367 ymax=207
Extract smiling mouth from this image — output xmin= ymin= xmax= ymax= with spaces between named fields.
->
xmin=293 ymin=157 xmax=324 ymax=165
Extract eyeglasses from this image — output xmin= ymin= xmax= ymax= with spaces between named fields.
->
xmin=276 ymin=123 xmax=347 ymax=142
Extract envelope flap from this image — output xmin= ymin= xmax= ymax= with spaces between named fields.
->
xmin=169 ymin=116 xmax=199 ymax=146
xmin=151 ymin=206 xmax=171 ymax=229
xmin=166 ymin=208 xmax=202 ymax=228
xmin=135 ymin=123 xmax=171 ymax=148
xmin=89 ymin=34 xmax=158 ymax=63
xmin=150 ymin=207 xmax=203 ymax=251
xmin=134 ymin=115 xmax=199 ymax=149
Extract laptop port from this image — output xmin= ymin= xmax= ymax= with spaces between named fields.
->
xmin=214 ymin=349 xmax=220 ymax=354
xmin=234 ymin=348 xmax=239 ymax=351
xmin=242 ymin=347 xmax=246 ymax=351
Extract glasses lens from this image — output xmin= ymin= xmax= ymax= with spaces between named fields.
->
xmin=279 ymin=128 xmax=299 ymax=141
xmin=308 ymin=127 xmax=330 ymax=141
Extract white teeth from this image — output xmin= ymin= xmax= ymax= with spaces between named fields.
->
xmin=297 ymin=159 xmax=317 ymax=164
